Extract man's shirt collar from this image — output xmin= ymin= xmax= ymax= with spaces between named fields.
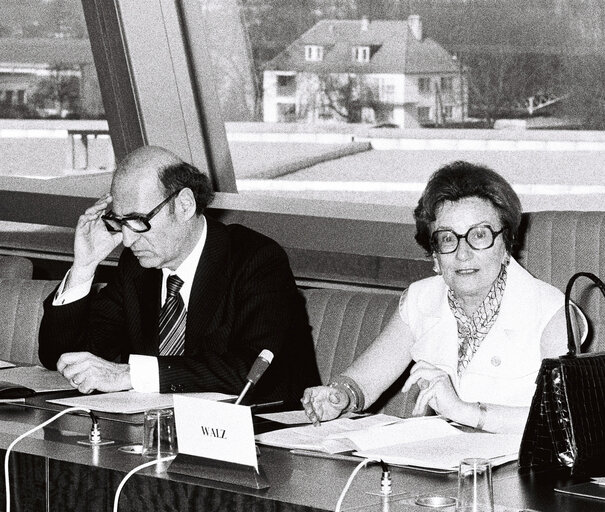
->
xmin=161 ymin=215 xmax=207 ymax=307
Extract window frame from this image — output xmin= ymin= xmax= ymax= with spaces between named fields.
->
xmin=417 ymin=106 xmax=431 ymax=122
xmin=81 ymin=0 xmax=235 ymax=192
xmin=304 ymin=45 xmax=324 ymax=62
xmin=378 ymin=78 xmax=396 ymax=103
xmin=276 ymin=73 xmax=296 ymax=96
xmin=354 ymin=46 xmax=371 ymax=63
xmin=440 ymin=76 xmax=453 ymax=93
xmin=418 ymin=77 xmax=431 ymax=94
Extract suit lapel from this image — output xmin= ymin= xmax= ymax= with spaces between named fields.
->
xmin=185 ymin=217 xmax=229 ymax=350
xmin=136 ymin=267 xmax=162 ymax=355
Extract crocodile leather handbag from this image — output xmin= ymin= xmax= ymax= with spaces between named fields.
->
xmin=519 ymin=272 xmax=605 ymax=475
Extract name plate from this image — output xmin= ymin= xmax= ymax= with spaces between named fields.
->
xmin=173 ymin=395 xmax=258 ymax=470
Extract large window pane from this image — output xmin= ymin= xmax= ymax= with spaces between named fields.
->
xmin=2 ymin=0 xmax=605 ymax=215
xmin=200 ymin=0 xmax=605 ymax=210
xmin=0 ymin=0 xmax=113 ymax=178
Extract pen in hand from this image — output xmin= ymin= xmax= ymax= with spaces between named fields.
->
xmin=300 ymin=397 xmax=322 ymax=427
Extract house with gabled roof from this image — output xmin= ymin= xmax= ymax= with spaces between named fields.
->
xmin=263 ymin=16 xmax=467 ymax=127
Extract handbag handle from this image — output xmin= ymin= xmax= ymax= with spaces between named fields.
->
xmin=564 ymin=272 xmax=605 ymax=356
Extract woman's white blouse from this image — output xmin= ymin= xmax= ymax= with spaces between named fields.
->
xmin=399 ymin=258 xmax=584 ymax=407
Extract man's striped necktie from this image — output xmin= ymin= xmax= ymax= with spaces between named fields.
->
xmin=159 ymin=274 xmax=186 ymax=356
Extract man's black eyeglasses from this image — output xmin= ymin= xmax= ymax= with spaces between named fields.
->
xmin=431 ymin=225 xmax=505 ymax=254
xmin=101 ymin=190 xmax=180 ymax=233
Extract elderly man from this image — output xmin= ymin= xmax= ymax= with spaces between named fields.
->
xmin=39 ymin=145 xmax=320 ymax=406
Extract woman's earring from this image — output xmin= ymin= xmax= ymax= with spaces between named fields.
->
xmin=502 ymin=252 xmax=511 ymax=267
xmin=432 ymin=256 xmax=441 ymax=275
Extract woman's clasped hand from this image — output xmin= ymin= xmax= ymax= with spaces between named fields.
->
xmin=402 ymin=361 xmax=464 ymax=418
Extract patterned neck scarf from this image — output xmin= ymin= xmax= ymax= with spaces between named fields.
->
xmin=448 ymin=258 xmax=509 ymax=377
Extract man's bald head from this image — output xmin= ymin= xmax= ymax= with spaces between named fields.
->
xmin=113 ymin=145 xmax=182 ymax=183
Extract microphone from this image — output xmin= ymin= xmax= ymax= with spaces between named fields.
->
xmin=234 ymin=349 xmax=274 ymax=405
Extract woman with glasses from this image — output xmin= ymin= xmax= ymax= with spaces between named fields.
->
xmin=302 ymin=161 xmax=585 ymax=434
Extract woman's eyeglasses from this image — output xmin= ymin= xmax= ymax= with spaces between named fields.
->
xmin=431 ymin=225 xmax=505 ymax=254
xmin=101 ymin=190 xmax=180 ymax=233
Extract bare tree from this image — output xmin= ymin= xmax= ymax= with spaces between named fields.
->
xmin=309 ymin=72 xmax=383 ymax=123
xmin=30 ymin=63 xmax=81 ymax=118
xmin=0 ymin=24 xmax=12 ymax=37
xmin=202 ymin=0 xmax=262 ymax=121
xmin=462 ymin=51 xmax=565 ymax=127
xmin=243 ymin=0 xmax=317 ymax=64
xmin=561 ymin=54 xmax=605 ymax=129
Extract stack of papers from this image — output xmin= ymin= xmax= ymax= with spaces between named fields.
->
xmin=255 ymin=414 xmax=401 ymax=453
xmin=48 ymin=391 xmax=236 ymax=414
xmin=256 ymin=415 xmax=522 ymax=470
xmin=354 ymin=426 xmax=522 ymax=470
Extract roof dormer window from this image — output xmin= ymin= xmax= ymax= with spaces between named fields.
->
xmin=353 ymin=46 xmax=371 ymax=63
xmin=305 ymin=45 xmax=324 ymax=61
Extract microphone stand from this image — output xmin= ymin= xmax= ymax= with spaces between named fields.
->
xmin=234 ymin=382 xmax=252 ymax=405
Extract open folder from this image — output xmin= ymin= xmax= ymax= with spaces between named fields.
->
xmin=256 ymin=415 xmax=522 ymax=471
xmin=0 ymin=366 xmax=72 ymax=393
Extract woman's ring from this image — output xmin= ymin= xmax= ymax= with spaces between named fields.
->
xmin=418 ymin=378 xmax=430 ymax=390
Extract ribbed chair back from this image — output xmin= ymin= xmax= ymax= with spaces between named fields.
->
xmin=517 ymin=211 xmax=605 ymax=353
xmin=0 ymin=279 xmax=59 ymax=365
xmin=301 ymin=288 xmax=418 ymax=417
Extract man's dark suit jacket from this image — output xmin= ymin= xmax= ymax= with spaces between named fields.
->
xmin=38 ymin=217 xmax=321 ymax=406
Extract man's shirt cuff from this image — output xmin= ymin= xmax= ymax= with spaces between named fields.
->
xmin=52 ymin=270 xmax=94 ymax=306
xmin=129 ymin=354 xmax=160 ymax=392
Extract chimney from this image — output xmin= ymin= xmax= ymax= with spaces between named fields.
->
xmin=361 ymin=17 xmax=369 ymax=32
xmin=407 ymin=15 xmax=422 ymax=41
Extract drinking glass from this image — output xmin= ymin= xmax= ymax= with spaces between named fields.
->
xmin=142 ymin=408 xmax=178 ymax=459
xmin=456 ymin=458 xmax=494 ymax=512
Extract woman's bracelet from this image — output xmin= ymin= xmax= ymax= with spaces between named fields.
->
xmin=328 ymin=376 xmax=365 ymax=413
xmin=329 ymin=382 xmax=354 ymax=411
xmin=476 ymin=402 xmax=487 ymax=430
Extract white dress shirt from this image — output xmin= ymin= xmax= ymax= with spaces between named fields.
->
xmin=53 ymin=217 xmax=208 ymax=392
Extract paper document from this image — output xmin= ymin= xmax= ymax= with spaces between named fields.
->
xmin=48 ymin=391 xmax=236 ymax=414
xmin=257 ymin=414 xmax=522 ymax=469
xmin=256 ymin=410 xmax=310 ymax=425
xmin=255 ymin=414 xmax=402 ymax=454
xmin=0 ymin=366 xmax=72 ymax=393
xmin=354 ymin=430 xmax=522 ymax=471
xmin=345 ymin=416 xmax=463 ymax=451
